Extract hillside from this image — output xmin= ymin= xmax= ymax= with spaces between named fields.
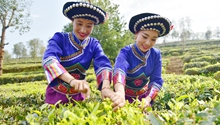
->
xmin=0 ymin=39 xmax=220 ymax=124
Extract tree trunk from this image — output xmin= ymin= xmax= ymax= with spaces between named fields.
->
xmin=0 ymin=27 xmax=6 ymax=76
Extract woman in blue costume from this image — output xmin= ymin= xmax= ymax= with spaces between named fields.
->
xmin=42 ymin=1 xmax=114 ymax=105
xmin=110 ymin=13 xmax=173 ymax=111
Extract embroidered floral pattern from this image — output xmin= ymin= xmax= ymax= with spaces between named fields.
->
xmin=52 ymin=73 xmax=84 ymax=95
xmin=57 ymin=83 xmax=68 ymax=93
xmin=125 ymin=88 xmax=135 ymax=95
xmin=124 ymin=73 xmax=150 ymax=97
xmin=125 ymin=84 xmax=148 ymax=97
xmin=71 ymin=73 xmax=81 ymax=79
xmin=134 ymin=79 xmax=143 ymax=86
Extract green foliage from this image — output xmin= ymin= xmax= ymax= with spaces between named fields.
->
xmin=185 ymin=63 xmax=220 ymax=76
xmin=0 ymin=0 xmax=32 ymax=34
xmin=26 ymin=38 xmax=45 ymax=59
xmin=3 ymin=65 xmax=43 ymax=73
xmin=1 ymin=73 xmax=220 ymax=124
xmin=12 ymin=42 xmax=27 ymax=59
xmin=191 ymin=56 xmax=218 ymax=64
xmin=183 ymin=61 xmax=210 ymax=70
xmin=183 ymin=55 xmax=197 ymax=63
xmin=0 ymin=81 xmax=46 ymax=124
xmin=26 ymin=99 xmax=152 ymax=125
xmin=3 ymin=50 xmax=11 ymax=64
xmin=184 ymin=68 xmax=200 ymax=75
xmin=0 ymin=73 xmax=45 ymax=85
xmin=156 ymin=74 xmax=220 ymax=109
xmin=213 ymin=71 xmax=220 ymax=81
xmin=5 ymin=57 xmax=42 ymax=65
xmin=161 ymin=49 xmax=184 ymax=57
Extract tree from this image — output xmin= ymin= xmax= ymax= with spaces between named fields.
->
xmin=39 ymin=45 xmax=46 ymax=57
xmin=13 ymin=42 xmax=26 ymax=60
xmin=171 ymin=30 xmax=179 ymax=41
xmin=214 ymin=27 xmax=220 ymax=39
xmin=27 ymin=38 xmax=43 ymax=60
xmin=205 ymin=27 xmax=212 ymax=40
xmin=63 ymin=0 xmax=133 ymax=60
xmin=179 ymin=16 xmax=192 ymax=50
xmin=3 ymin=50 xmax=11 ymax=63
xmin=0 ymin=0 xmax=32 ymax=75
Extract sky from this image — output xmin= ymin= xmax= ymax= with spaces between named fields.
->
xmin=3 ymin=0 xmax=220 ymax=54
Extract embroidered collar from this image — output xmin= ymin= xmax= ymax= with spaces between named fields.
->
xmin=133 ymin=43 xmax=151 ymax=60
xmin=71 ymin=32 xmax=90 ymax=49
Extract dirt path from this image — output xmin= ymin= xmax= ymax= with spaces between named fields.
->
xmin=165 ymin=56 xmax=184 ymax=74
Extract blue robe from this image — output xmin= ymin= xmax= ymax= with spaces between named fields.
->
xmin=113 ymin=43 xmax=163 ymax=103
xmin=42 ymin=32 xmax=112 ymax=104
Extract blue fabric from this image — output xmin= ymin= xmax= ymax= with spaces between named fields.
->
xmin=114 ymin=43 xmax=164 ymax=90
xmin=43 ymin=32 xmax=112 ymax=86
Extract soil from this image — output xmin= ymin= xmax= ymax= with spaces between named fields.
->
xmin=165 ymin=56 xmax=184 ymax=74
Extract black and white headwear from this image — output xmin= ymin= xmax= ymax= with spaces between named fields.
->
xmin=129 ymin=13 xmax=173 ymax=37
xmin=63 ymin=1 xmax=107 ymax=25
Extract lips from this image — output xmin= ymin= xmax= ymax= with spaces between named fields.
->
xmin=79 ymin=32 xmax=87 ymax=38
xmin=142 ymin=45 xmax=148 ymax=50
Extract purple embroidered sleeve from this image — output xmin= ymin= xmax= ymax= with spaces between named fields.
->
xmin=43 ymin=58 xmax=67 ymax=83
xmin=113 ymin=68 xmax=126 ymax=86
xmin=148 ymin=85 xmax=160 ymax=100
xmin=113 ymin=47 xmax=130 ymax=86
xmin=96 ymin=68 xmax=112 ymax=88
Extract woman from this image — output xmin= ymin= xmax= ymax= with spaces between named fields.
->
xmin=42 ymin=1 xmax=114 ymax=105
xmin=110 ymin=13 xmax=173 ymax=111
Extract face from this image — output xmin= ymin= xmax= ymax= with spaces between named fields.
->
xmin=72 ymin=18 xmax=94 ymax=41
xmin=135 ymin=30 xmax=159 ymax=53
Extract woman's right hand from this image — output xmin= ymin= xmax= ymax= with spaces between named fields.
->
xmin=110 ymin=91 xmax=126 ymax=111
xmin=70 ymin=79 xmax=90 ymax=99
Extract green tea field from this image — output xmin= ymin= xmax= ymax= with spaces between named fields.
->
xmin=0 ymin=40 xmax=220 ymax=125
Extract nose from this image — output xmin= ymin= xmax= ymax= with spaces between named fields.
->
xmin=144 ymin=40 xmax=150 ymax=46
xmin=80 ymin=26 xmax=86 ymax=33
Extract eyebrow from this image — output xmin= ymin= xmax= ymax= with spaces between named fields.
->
xmin=143 ymin=32 xmax=158 ymax=38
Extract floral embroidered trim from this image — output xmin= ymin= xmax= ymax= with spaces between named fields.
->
xmin=132 ymin=45 xmax=146 ymax=62
xmin=43 ymin=59 xmax=67 ymax=83
xmin=65 ymin=63 xmax=86 ymax=75
xmin=113 ymin=68 xmax=126 ymax=86
xmin=127 ymin=45 xmax=147 ymax=74
xmin=42 ymin=56 xmax=57 ymax=66
xmin=96 ymin=68 xmax=112 ymax=88
xmin=125 ymin=83 xmax=149 ymax=97
xmin=148 ymin=86 xmax=159 ymax=100
xmin=127 ymin=63 xmax=146 ymax=74
xmin=52 ymin=79 xmax=80 ymax=95
xmin=126 ymin=73 xmax=149 ymax=81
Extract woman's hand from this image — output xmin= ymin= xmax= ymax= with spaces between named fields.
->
xmin=101 ymin=87 xmax=115 ymax=99
xmin=110 ymin=82 xmax=126 ymax=111
xmin=110 ymin=91 xmax=126 ymax=111
xmin=70 ymin=79 xmax=90 ymax=99
xmin=139 ymin=96 xmax=152 ymax=110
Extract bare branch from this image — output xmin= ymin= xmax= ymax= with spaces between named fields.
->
xmin=6 ymin=8 xmax=16 ymax=29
